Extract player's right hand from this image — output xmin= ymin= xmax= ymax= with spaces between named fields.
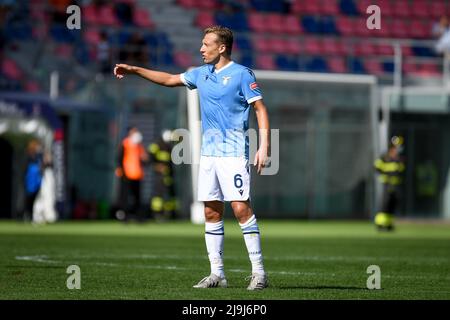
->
xmin=114 ymin=64 xmax=133 ymax=79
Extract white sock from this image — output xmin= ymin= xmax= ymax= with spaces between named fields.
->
xmin=239 ymin=215 xmax=265 ymax=276
xmin=205 ymin=220 xmax=225 ymax=278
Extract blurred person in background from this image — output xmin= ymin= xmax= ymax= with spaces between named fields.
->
xmin=23 ymin=139 xmax=44 ymax=222
xmin=374 ymin=136 xmax=405 ymax=231
xmin=115 ymin=126 xmax=148 ymax=222
xmin=148 ymin=129 xmax=179 ymax=221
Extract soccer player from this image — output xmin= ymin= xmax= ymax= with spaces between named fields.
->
xmin=114 ymin=26 xmax=270 ymax=290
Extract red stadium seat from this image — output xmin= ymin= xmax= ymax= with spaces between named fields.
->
xmin=177 ymin=0 xmax=196 ymax=8
xmin=321 ymin=38 xmax=346 ymax=56
xmin=98 ymin=5 xmax=120 ymax=27
xmin=253 ymin=36 xmax=271 ymax=53
xmin=303 ymin=37 xmax=322 ymax=55
xmin=268 ymin=38 xmax=286 ymax=54
xmin=389 ymin=20 xmax=409 ymax=39
xmin=248 ymin=12 xmax=266 ymax=33
xmin=410 ymin=1 xmax=430 ymax=19
xmin=336 ymin=17 xmax=356 ymax=37
xmin=409 ymin=21 xmax=429 ymax=39
xmin=174 ymin=51 xmax=193 ymax=68
xmin=327 ymin=57 xmax=347 ymax=73
xmin=256 ymin=54 xmax=276 ymax=70
xmin=319 ymin=0 xmax=339 ymax=15
xmin=294 ymin=1 xmax=321 ymax=14
xmin=266 ymin=14 xmax=284 ymax=34
xmin=355 ymin=42 xmax=377 ymax=56
xmin=54 ymin=44 xmax=73 ymax=59
xmin=134 ymin=9 xmax=154 ymax=28
xmin=377 ymin=44 xmax=395 ymax=56
xmin=392 ymin=0 xmax=411 ymax=18
xmin=285 ymin=38 xmax=301 ymax=55
xmin=363 ymin=59 xmax=384 ymax=76
xmin=195 ymin=11 xmax=216 ymax=29
xmin=430 ymin=1 xmax=446 ymax=19
xmin=401 ymin=45 xmax=414 ymax=57
xmin=84 ymin=30 xmax=101 ymax=45
xmin=83 ymin=5 xmax=99 ymax=25
xmin=25 ymin=81 xmax=40 ymax=93
xmin=417 ymin=62 xmax=441 ymax=76
xmin=283 ymin=15 xmax=302 ymax=35
xmin=1 ymin=59 xmax=23 ymax=81
xmin=357 ymin=0 xmax=394 ymax=16
xmin=354 ymin=17 xmax=373 ymax=37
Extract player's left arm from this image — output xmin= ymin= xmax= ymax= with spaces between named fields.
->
xmin=252 ymin=99 xmax=270 ymax=174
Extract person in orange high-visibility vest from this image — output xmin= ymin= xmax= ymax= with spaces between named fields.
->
xmin=116 ymin=127 xmax=148 ymax=221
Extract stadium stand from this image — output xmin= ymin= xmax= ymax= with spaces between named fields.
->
xmin=0 ymin=0 xmax=446 ymax=93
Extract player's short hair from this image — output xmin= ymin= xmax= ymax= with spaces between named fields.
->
xmin=204 ymin=26 xmax=233 ymax=56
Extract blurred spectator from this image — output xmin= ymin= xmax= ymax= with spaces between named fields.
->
xmin=32 ymin=152 xmax=57 ymax=224
xmin=23 ymin=139 xmax=44 ymax=221
xmin=120 ymin=32 xmax=149 ymax=64
xmin=432 ymin=16 xmax=449 ymax=38
xmin=97 ymin=31 xmax=112 ymax=74
xmin=148 ymin=129 xmax=179 ymax=221
xmin=115 ymin=127 xmax=149 ymax=222
xmin=48 ymin=0 xmax=73 ymax=24
xmin=114 ymin=1 xmax=134 ymax=26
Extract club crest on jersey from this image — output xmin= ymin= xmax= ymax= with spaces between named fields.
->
xmin=222 ymin=76 xmax=231 ymax=85
xmin=250 ymin=82 xmax=258 ymax=90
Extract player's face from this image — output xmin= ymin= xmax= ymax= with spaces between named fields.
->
xmin=200 ymin=33 xmax=224 ymax=64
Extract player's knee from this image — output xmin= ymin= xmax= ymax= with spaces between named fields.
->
xmin=231 ymin=201 xmax=252 ymax=223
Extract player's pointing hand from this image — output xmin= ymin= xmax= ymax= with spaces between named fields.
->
xmin=114 ymin=64 xmax=134 ymax=79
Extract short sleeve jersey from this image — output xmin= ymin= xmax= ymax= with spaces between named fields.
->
xmin=180 ymin=62 xmax=262 ymax=158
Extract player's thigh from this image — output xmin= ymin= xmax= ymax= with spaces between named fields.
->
xmin=215 ymin=156 xmax=250 ymax=201
xmin=198 ymin=156 xmax=224 ymax=202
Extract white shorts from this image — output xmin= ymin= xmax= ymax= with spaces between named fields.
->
xmin=198 ymin=156 xmax=251 ymax=202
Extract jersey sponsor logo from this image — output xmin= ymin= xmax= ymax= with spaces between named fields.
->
xmin=222 ymin=76 xmax=231 ymax=85
xmin=250 ymin=82 xmax=258 ymax=90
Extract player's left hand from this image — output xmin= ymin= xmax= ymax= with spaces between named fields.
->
xmin=254 ymin=147 xmax=268 ymax=174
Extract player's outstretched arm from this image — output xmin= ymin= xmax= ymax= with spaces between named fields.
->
xmin=252 ymin=99 xmax=270 ymax=174
xmin=114 ymin=63 xmax=183 ymax=87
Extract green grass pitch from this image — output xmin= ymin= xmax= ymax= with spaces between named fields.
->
xmin=0 ymin=219 xmax=449 ymax=300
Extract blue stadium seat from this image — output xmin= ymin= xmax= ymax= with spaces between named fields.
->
xmin=306 ymin=57 xmax=329 ymax=73
xmin=275 ymin=55 xmax=300 ymax=71
xmin=383 ymin=61 xmax=395 ymax=73
xmin=320 ymin=16 xmax=338 ymax=35
xmin=412 ymin=46 xmax=438 ymax=58
xmin=302 ymin=16 xmax=320 ymax=34
xmin=339 ymin=0 xmax=359 ymax=16
xmin=50 ymin=24 xmax=79 ymax=43
xmin=235 ymin=35 xmax=252 ymax=51
xmin=240 ymin=54 xmax=253 ymax=68
xmin=349 ymin=57 xmax=365 ymax=74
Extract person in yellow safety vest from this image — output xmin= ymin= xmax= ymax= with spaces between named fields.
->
xmin=374 ymin=135 xmax=405 ymax=231
xmin=148 ymin=129 xmax=179 ymax=221
xmin=115 ymin=126 xmax=148 ymax=222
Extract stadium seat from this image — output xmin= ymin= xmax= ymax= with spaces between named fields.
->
xmin=292 ymin=1 xmax=321 ymax=14
xmin=276 ymin=55 xmax=300 ymax=71
xmin=321 ymin=38 xmax=346 ymax=56
xmin=283 ymin=15 xmax=303 ymax=35
xmin=376 ymin=44 xmax=395 ymax=56
xmin=339 ymin=0 xmax=359 ymax=16
xmin=382 ymin=61 xmax=395 ymax=73
xmin=1 ymin=59 xmax=23 ymax=81
xmin=54 ymin=44 xmax=74 ymax=60
xmin=174 ymin=51 xmax=193 ymax=68
xmin=348 ymin=57 xmax=365 ymax=74
xmin=392 ymin=0 xmax=411 ymax=19
xmin=336 ymin=17 xmax=355 ymax=36
xmin=354 ymin=42 xmax=377 ymax=56
xmin=177 ymin=0 xmax=196 ymax=8
xmin=248 ymin=12 xmax=266 ymax=32
xmin=25 ymin=80 xmax=40 ymax=93
xmin=302 ymin=16 xmax=321 ymax=34
xmin=389 ymin=20 xmax=409 ymax=39
xmin=268 ymin=38 xmax=286 ymax=54
xmin=133 ymin=9 xmax=154 ymax=28
xmin=430 ymin=1 xmax=446 ymax=19
xmin=321 ymin=16 xmax=338 ymax=35
xmin=306 ymin=56 xmax=328 ymax=72
xmin=409 ymin=21 xmax=430 ymax=39
xmin=84 ymin=29 xmax=101 ymax=46
xmin=327 ymin=56 xmax=347 ymax=73
xmin=195 ymin=11 xmax=216 ymax=29
xmin=410 ymin=0 xmax=430 ymax=19
xmin=252 ymin=36 xmax=271 ymax=53
xmin=354 ymin=17 xmax=372 ymax=37
xmin=98 ymin=5 xmax=121 ymax=27
xmin=266 ymin=13 xmax=284 ymax=34
xmin=285 ymin=38 xmax=301 ymax=55
xmin=320 ymin=0 xmax=339 ymax=15
xmin=240 ymin=54 xmax=254 ymax=68
xmin=83 ymin=5 xmax=99 ymax=25
xmin=303 ymin=37 xmax=322 ymax=55
xmin=235 ymin=36 xmax=252 ymax=51
xmin=363 ymin=59 xmax=384 ymax=75
xmin=256 ymin=54 xmax=276 ymax=69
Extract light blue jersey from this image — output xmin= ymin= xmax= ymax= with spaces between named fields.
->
xmin=181 ymin=61 xmax=262 ymax=158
